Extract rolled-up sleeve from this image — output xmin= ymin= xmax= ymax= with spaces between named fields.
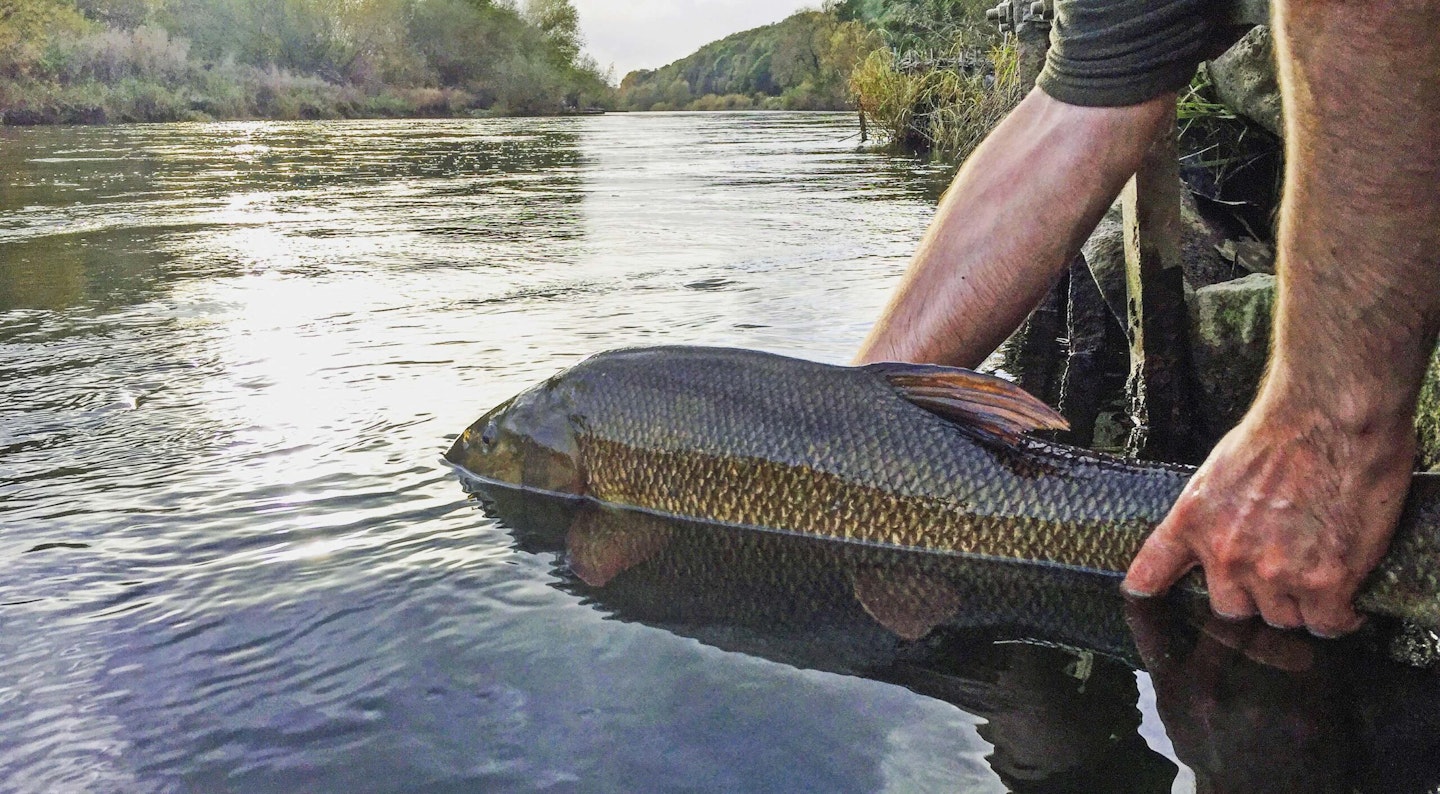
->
xmin=1038 ymin=0 xmax=1223 ymax=107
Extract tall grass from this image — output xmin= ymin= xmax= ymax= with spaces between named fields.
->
xmin=851 ymin=37 xmax=1022 ymax=158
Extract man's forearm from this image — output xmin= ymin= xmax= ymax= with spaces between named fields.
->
xmin=1260 ymin=0 xmax=1440 ymax=428
xmin=854 ymin=88 xmax=1176 ymax=367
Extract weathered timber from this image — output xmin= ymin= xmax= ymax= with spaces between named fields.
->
xmin=1059 ymin=255 xmax=1130 ymax=450
xmin=1001 ymin=266 xmax=1069 ymax=409
xmin=1121 ymin=124 xmax=1202 ymax=462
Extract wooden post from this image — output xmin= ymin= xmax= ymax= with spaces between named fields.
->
xmin=1121 ymin=123 xmax=1199 ymax=461
xmin=1059 ymin=255 xmax=1129 ymax=449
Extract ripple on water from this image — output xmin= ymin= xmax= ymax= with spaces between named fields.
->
xmin=0 ymin=115 xmax=1040 ymax=792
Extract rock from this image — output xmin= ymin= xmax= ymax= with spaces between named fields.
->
xmin=1059 ymin=256 xmax=1130 ymax=451
xmin=1178 ymin=190 xmax=1237 ymax=287
xmin=1186 ymin=273 xmax=1275 ymax=442
xmin=1188 ymin=274 xmax=1440 ymax=466
xmin=1416 ymin=350 xmax=1440 ymax=471
xmin=1081 ymin=204 xmax=1129 ymax=325
xmin=1208 ymin=26 xmax=1283 ymax=137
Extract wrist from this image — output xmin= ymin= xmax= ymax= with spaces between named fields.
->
xmin=1251 ymin=374 xmax=1418 ymax=451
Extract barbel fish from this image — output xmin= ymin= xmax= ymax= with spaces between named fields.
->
xmin=445 ymin=346 xmax=1440 ymax=634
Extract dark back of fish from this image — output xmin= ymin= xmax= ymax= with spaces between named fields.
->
xmin=557 ymin=347 xmax=1192 ymax=571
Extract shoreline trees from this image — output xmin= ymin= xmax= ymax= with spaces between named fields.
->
xmin=0 ymin=0 xmax=611 ymax=124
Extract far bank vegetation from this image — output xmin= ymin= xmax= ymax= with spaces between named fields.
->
xmin=2 ymin=0 xmax=1033 ymax=155
xmin=613 ymin=0 xmax=1025 ymax=159
xmin=614 ymin=11 xmax=880 ymax=112
xmin=0 ymin=0 xmax=611 ymax=124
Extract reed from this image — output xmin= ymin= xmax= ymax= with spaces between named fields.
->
xmin=851 ymin=37 xmax=1022 ymax=158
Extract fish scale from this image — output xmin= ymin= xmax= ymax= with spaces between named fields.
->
xmin=448 ymin=345 xmax=1440 ymax=633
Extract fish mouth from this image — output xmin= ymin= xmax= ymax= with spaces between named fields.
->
xmin=443 ymin=435 xmax=467 ymax=466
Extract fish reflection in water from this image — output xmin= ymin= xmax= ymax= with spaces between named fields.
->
xmin=460 ymin=478 xmax=1440 ymax=793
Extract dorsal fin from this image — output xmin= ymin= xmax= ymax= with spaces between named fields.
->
xmin=863 ymin=362 xmax=1069 ymax=444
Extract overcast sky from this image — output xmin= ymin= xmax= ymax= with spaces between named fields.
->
xmin=570 ymin=1 xmax=822 ymax=80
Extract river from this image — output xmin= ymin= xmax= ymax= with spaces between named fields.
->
xmin=3 ymin=113 xmax=1436 ymax=793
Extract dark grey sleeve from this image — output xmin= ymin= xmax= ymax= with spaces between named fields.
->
xmin=1037 ymin=0 xmax=1225 ymax=107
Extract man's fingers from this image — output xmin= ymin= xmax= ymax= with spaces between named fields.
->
xmin=1253 ymin=590 xmax=1304 ymax=631
xmin=1298 ymin=591 xmax=1367 ymax=638
xmin=1206 ymin=578 xmax=1258 ymax=621
xmin=1123 ymin=529 xmax=1197 ymax=597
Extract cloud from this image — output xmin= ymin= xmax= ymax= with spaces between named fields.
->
xmin=571 ymin=0 xmax=820 ymax=79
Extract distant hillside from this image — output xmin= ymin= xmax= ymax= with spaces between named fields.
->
xmin=616 ymin=10 xmax=878 ymax=112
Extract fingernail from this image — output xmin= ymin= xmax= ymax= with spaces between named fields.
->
xmin=1120 ymin=584 xmax=1155 ymax=598
xmin=1309 ymin=619 xmax=1366 ymax=640
xmin=1214 ymin=610 xmax=1255 ymax=622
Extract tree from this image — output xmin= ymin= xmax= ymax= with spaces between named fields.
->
xmin=871 ymin=0 xmax=994 ymax=56
xmin=0 ymin=0 xmax=91 ymax=78
xmin=521 ymin=0 xmax=580 ymax=66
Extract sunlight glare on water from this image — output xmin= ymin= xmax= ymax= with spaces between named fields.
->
xmin=0 ymin=114 xmax=1028 ymax=792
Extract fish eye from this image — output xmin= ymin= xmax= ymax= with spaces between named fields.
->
xmin=480 ymin=423 xmax=498 ymax=447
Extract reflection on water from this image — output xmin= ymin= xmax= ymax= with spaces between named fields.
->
xmin=474 ymin=482 xmax=1440 ymax=793
xmin=0 ymin=114 xmax=970 ymax=792
xmin=3 ymin=113 xmax=1430 ymax=792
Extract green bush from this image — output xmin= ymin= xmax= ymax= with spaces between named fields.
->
xmin=852 ymin=38 xmax=1022 ymax=157
xmin=690 ymin=93 xmax=755 ymax=111
xmin=108 ymin=77 xmax=190 ymax=121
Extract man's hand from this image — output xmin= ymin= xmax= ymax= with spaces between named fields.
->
xmin=1123 ymin=398 xmax=1415 ymax=637
xmin=1126 ymin=0 xmax=1440 ymax=637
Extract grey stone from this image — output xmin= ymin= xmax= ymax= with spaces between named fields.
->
xmin=1416 ymin=349 xmax=1440 ymax=471
xmin=1178 ymin=189 xmax=1238 ymax=287
xmin=1186 ymin=273 xmax=1275 ymax=440
xmin=1208 ymin=26 xmax=1283 ymax=137
xmin=1187 ymin=274 xmax=1440 ymax=466
xmin=1081 ymin=203 xmax=1128 ymax=325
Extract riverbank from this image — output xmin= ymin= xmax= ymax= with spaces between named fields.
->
xmin=1 ymin=1 xmax=611 ymax=126
xmin=1 ymin=73 xmax=485 ymax=126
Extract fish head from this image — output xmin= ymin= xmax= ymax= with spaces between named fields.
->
xmin=446 ymin=378 xmax=585 ymax=496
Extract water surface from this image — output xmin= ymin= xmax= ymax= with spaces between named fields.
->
xmin=3 ymin=114 xmax=1435 ymax=793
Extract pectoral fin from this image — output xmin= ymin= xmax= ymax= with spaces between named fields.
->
xmin=852 ymin=566 xmax=965 ymax=641
xmin=565 ymin=508 xmax=673 ymax=587
xmin=864 ymin=362 xmax=1068 ymax=444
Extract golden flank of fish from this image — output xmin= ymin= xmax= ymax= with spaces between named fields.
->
xmin=446 ymin=346 xmax=1440 ymax=634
